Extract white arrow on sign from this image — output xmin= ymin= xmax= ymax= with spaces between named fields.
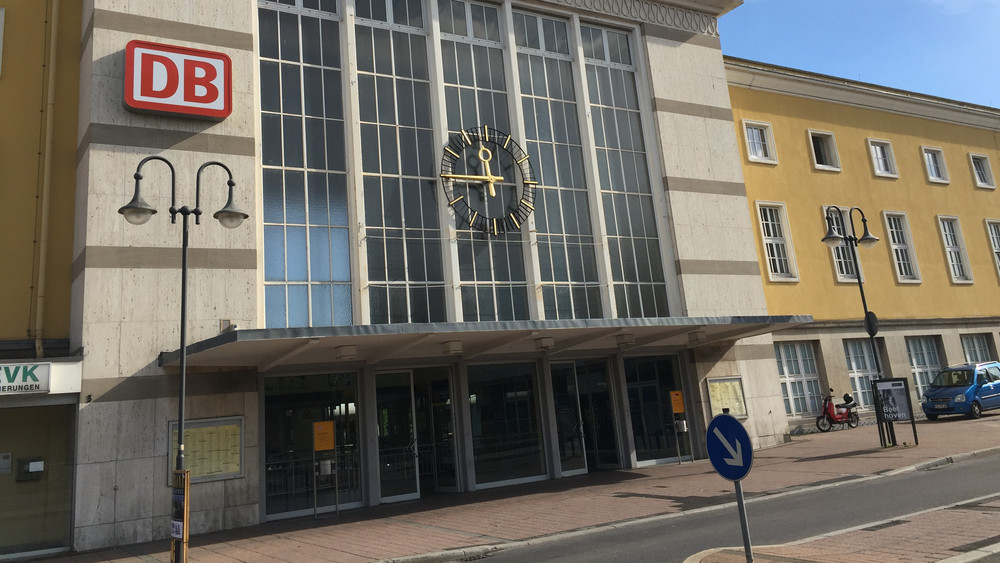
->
xmin=713 ymin=427 xmax=744 ymax=466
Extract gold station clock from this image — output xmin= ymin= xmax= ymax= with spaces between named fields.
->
xmin=439 ymin=125 xmax=537 ymax=236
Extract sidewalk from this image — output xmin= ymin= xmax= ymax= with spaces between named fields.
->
xmin=41 ymin=415 xmax=1000 ymax=563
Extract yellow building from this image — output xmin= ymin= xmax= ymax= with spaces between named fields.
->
xmin=0 ymin=0 xmax=82 ymax=555
xmin=729 ymin=57 xmax=1000 ymax=429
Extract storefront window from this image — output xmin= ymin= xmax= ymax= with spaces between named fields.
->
xmin=468 ymin=363 xmax=544 ymax=484
xmin=0 ymin=405 xmax=73 ymax=555
xmin=264 ymin=373 xmax=360 ymax=515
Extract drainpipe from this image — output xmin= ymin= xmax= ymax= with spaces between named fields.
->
xmin=34 ymin=0 xmax=59 ymax=358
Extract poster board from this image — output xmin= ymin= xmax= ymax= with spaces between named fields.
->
xmin=708 ymin=377 xmax=747 ymax=417
xmin=873 ymin=378 xmax=912 ymax=422
xmin=168 ymin=416 xmax=244 ymax=484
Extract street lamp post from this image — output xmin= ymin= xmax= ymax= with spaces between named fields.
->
xmin=118 ymin=156 xmax=248 ymax=562
xmin=821 ymin=205 xmax=895 ymax=448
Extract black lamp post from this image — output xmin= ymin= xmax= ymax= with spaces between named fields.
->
xmin=118 ymin=155 xmax=248 ymax=562
xmin=821 ymin=205 xmax=895 ymax=447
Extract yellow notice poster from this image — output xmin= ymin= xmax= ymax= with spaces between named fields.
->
xmin=670 ymin=390 xmax=685 ymax=413
xmin=313 ymin=420 xmax=336 ymax=451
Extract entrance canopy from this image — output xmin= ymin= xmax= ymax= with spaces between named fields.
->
xmin=162 ymin=315 xmax=811 ymax=374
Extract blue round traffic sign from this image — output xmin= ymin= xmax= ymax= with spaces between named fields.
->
xmin=706 ymin=414 xmax=754 ymax=481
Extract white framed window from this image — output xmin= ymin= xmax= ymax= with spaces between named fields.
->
xmin=756 ymin=201 xmax=798 ymax=281
xmin=882 ymin=211 xmax=920 ymax=283
xmin=774 ymin=342 xmax=823 ymax=416
xmin=808 ymin=129 xmax=840 ymax=171
xmin=938 ymin=216 xmax=973 ymax=283
xmin=906 ymin=336 xmax=940 ymax=397
xmin=986 ymin=220 xmax=1000 ymax=278
xmin=743 ymin=120 xmax=778 ymax=164
xmin=970 ymin=154 xmax=995 ymax=189
xmin=961 ymin=334 xmax=993 ymax=364
xmin=867 ymin=138 xmax=897 ymax=178
xmin=921 ymin=146 xmax=949 ymax=184
xmin=843 ymin=339 xmax=877 ymax=408
xmin=823 ymin=206 xmax=861 ymax=282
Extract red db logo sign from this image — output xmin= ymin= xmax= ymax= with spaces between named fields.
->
xmin=124 ymin=40 xmax=232 ymax=120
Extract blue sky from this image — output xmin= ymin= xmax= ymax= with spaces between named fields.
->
xmin=718 ymin=0 xmax=1000 ymax=108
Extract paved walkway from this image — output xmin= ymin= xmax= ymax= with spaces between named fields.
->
xmin=40 ymin=415 xmax=1000 ymax=563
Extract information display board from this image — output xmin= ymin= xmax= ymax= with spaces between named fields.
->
xmin=168 ymin=416 xmax=244 ymax=484
xmin=708 ymin=377 xmax=747 ymax=417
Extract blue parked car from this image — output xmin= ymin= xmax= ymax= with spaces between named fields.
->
xmin=921 ymin=361 xmax=1000 ymax=420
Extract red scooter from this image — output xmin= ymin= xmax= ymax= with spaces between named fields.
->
xmin=816 ymin=388 xmax=860 ymax=432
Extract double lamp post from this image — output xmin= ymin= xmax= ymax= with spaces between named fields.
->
xmin=821 ymin=205 xmax=897 ymax=448
xmin=118 ymin=155 xmax=248 ymax=562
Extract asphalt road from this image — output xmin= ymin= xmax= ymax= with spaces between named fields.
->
xmin=470 ymin=453 xmax=1000 ymax=562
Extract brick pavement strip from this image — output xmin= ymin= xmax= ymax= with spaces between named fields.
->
xmin=695 ymin=499 xmax=1000 ymax=563
xmin=37 ymin=419 xmax=1000 ymax=563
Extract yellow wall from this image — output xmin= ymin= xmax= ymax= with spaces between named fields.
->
xmin=731 ymin=85 xmax=1000 ymax=322
xmin=0 ymin=1 xmax=80 ymax=343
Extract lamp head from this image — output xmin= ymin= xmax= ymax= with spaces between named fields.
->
xmin=214 ymin=204 xmax=249 ymax=229
xmin=857 ymin=227 xmax=879 ymax=249
xmin=821 ymin=222 xmax=844 ymax=248
xmin=118 ymin=193 xmax=157 ymax=225
xmin=213 ymin=182 xmax=249 ymax=229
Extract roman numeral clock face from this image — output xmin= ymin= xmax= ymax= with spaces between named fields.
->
xmin=439 ymin=126 xmax=537 ymax=236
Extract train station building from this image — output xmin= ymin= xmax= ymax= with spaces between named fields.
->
xmin=7 ymin=0 xmax=1000 ymax=558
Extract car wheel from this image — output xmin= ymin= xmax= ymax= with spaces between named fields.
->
xmin=926 ymin=413 xmax=939 ymax=421
xmin=969 ymin=402 xmax=983 ymax=419
xmin=816 ymin=416 xmax=832 ymax=432
xmin=848 ymin=412 xmax=859 ymax=428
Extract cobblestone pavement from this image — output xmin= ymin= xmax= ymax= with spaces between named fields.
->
xmin=38 ymin=415 xmax=1000 ymax=563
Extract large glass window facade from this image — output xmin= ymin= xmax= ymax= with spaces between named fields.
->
xmin=441 ymin=1 xmax=530 ymax=321
xmin=260 ymin=4 xmax=351 ymax=328
xmin=515 ymin=11 xmax=602 ymax=319
xmin=357 ymin=3 xmax=446 ymax=324
xmin=258 ymin=1 xmax=671 ymax=326
xmin=585 ymin=26 xmax=667 ymax=318
xmin=468 ymin=363 xmax=545 ymax=484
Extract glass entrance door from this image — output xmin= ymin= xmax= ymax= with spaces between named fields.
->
xmin=551 ymin=360 xmax=619 ymax=472
xmin=551 ymin=363 xmax=587 ymax=475
xmin=413 ymin=369 xmax=458 ymax=493
xmin=624 ymin=356 xmax=690 ymax=463
xmin=376 ymin=372 xmax=419 ymax=502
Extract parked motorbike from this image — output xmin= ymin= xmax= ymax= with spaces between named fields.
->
xmin=816 ymin=388 xmax=860 ymax=432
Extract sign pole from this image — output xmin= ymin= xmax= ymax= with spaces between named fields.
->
xmin=734 ymin=480 xmax=753 ymax=563
xmin=169 ymin=469 xmax=190 ymax=563
xmin=312 ymin=420 xmax=336 ymax=518
xmin=312 ymin=443 xmax=318 ymax=519
xmin=706 ymin=414 xmax=755 ymax=563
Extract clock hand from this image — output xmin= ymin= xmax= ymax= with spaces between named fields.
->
xmin=478 ymin=146 xmax=500 ymax=197
xmin=440 ymin=173 xmax=496 ymax=182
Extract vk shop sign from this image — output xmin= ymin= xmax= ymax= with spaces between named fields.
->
xmin=0 ymin=364 xmax=50 ymax=395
